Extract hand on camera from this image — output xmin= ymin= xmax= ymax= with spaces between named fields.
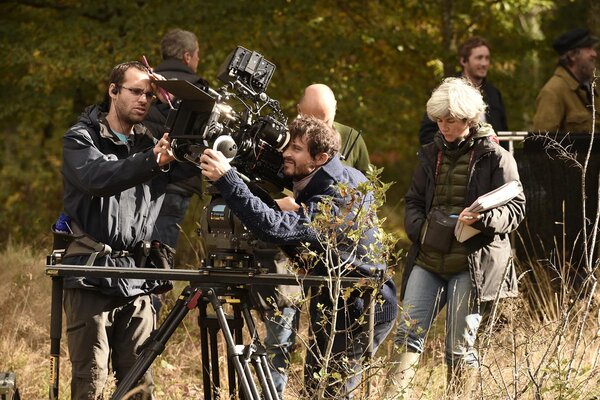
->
xmin=153 ymin=133 xmax=175 ymax=167
xmin=200 ymin=149 xmax=231 ymax=181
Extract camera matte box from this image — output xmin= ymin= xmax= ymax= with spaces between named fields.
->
xmin=155 ymin=80 xmax=217 ymax=140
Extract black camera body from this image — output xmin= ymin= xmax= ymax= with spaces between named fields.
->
xmin=217 ymin=46 xmax=275 ymax=93
xmin=155 ymin=46 xmax=290 ymax=192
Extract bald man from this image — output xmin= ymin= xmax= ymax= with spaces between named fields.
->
xmin=263 ymin=83 xmax=372 ymax=397
xmin=297 ymin=84 xmax=371 ymax=172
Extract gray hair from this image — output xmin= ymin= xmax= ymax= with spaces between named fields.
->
xmin=426 ymin=77 xmax=487 ymax=126
xmin=161 ymin=29 xmax=198 ymax=60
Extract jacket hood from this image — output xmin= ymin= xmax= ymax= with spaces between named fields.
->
xmin=473 ymin=122 xmax=496 ymax=139
xmin=79 ymin=103 xmax=108 ymax=128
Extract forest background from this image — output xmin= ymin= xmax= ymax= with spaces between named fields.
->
xmin=0 ymin=0 xmax=598 ymax=248
xmin=1 ymin=1 xmax=600 ymax=399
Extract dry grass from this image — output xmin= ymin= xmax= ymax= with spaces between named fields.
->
xmin=0 ymin=242 xmax=599 ymax=399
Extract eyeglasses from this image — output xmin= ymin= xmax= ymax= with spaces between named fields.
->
xmin=119 ymin=86 xmax=156 ymax=101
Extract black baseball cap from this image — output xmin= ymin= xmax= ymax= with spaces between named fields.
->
xmin=553 ymin=28 xmax=598 ymax=55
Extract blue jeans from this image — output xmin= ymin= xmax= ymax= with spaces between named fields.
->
xmin=264 ymin=306 xmax=394 ymax=398
xmin=264 ymin=306 xmax=299 ymax=395
xmin=395 ymin=265 xmax=482 ymax=368
xmin=152 ymin=192 xmax=192 ymax=248
xmin=305 ymin=300 xmax=395 ymax=399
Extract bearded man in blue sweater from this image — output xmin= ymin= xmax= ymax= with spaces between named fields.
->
xmin=199 ymin=115 xmax=397 ymax=398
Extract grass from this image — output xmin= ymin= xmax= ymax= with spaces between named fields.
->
xmin=0 ymin=241 xmax=599 ymax=399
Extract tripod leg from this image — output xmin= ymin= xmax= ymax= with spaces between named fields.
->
xmin=111 ymin=286 xmax=202 ymax=400
xmin=240 ymin=303 xmax=280 ymax=400
xmin=209 ymin=322 xmax=221 ymax=398
xmin=251 ymin=353 xmax=276 ymax=400
xmin=49 ymin=276 xmax=63 ymax=400
xmin=365 ymin=289 xmax=376 ymax=397
xmin=207 ymin=289 xmax=260 ymax=400
xmin=198 ymin=302 xmax=213 ymax=400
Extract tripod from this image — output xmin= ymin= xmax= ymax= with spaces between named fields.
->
xmin=111 ymin=284 xmax=279 ymax=400
xmin=46 ymin=264 xmax=369 ymax=400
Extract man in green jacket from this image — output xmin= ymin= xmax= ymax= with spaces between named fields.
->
xmin=533 ymin=28 xmax=598 ymax=134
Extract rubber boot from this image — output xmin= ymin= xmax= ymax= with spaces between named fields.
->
xmin=386 ymin=351 xmax=420 ymax=399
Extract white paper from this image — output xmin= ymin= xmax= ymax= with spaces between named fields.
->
xmin=454 ymin=180 xmax=522 ymax=242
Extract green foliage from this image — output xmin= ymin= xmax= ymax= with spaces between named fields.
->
xmin=0 ymin=0 xmax=594 ymax=245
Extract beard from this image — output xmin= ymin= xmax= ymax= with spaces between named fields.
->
xmin=580 ymin=60 xmax=596 ymax=82
xmin=282 ymin=159 xmax=315 ymax=180
xmin=115 ymin=100 xmax=149 ymax=127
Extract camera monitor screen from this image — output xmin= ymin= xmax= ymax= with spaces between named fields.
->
xmin=154 ymin=80 xmax=216 ymax=139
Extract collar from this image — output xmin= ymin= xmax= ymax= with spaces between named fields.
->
xmin=459 ymin=72 xmax=487 ymax=89
xmin=554 ymin=66 xmax=582 ymax=91
xmin=155 ymin=58 xmax=196 ymax=75
xmin=295 ymin=154 xmax=345 ymax=200
xmin=293 ymin=167 xmax=320 ymax=197
xmin=98 ymin=113 xmax=148 ymax=144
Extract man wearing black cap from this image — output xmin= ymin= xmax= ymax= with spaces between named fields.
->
xmin=533 ymin=28 xmax=598 ymax=133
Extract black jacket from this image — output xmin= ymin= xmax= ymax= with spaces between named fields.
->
xmin=419 ymin=78 xmax=508 ymax=145
xmin=144 ymin=58 xmax=209 ymax=139
xmin=61 ymin=104 xmax=194 ymax=296
xmin=144 ymin=58 xmax=209 ymax=195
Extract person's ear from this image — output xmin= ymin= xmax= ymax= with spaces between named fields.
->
xmin=314 ymin=152 xmax=330 ymax=167
xmin=109 ymin=84 xmax=119 ymax=97
xmin=183 ymin=52 xmax=192 ymax=67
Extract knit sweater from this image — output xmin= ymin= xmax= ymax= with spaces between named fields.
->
xmin=212 ymin=155 xmax=397 ymax=323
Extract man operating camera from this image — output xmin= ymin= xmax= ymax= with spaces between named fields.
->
xmin=59 ymin=61 xmax=196 ymax=399
xmin=199 ymin=115 xmax=397 ymax=398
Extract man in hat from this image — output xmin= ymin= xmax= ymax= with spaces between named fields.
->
xmin=533 ymin=28 xmax=598 ymax=133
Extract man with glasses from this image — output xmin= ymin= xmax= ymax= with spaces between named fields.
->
xmin=59 ymin=61 xmax=189 ymax=399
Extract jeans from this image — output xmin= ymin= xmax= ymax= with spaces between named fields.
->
xmin=304 ymin=304 xmax=395 ymax=399
xmin=395 ymin=265 xmax=482 ymax=368
xmin=264 ymin=305 xmax=394 ymax=399
xmin=152 ymin=192 xmax=192 ymax=248
xmin=264 ymin=306 xmax=299 ymax=395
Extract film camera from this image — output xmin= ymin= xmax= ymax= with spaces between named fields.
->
xmin=155 ymin=46 xmax=289 ymax=274
xmin=156 ymin=46 xmax=290 ymax=192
